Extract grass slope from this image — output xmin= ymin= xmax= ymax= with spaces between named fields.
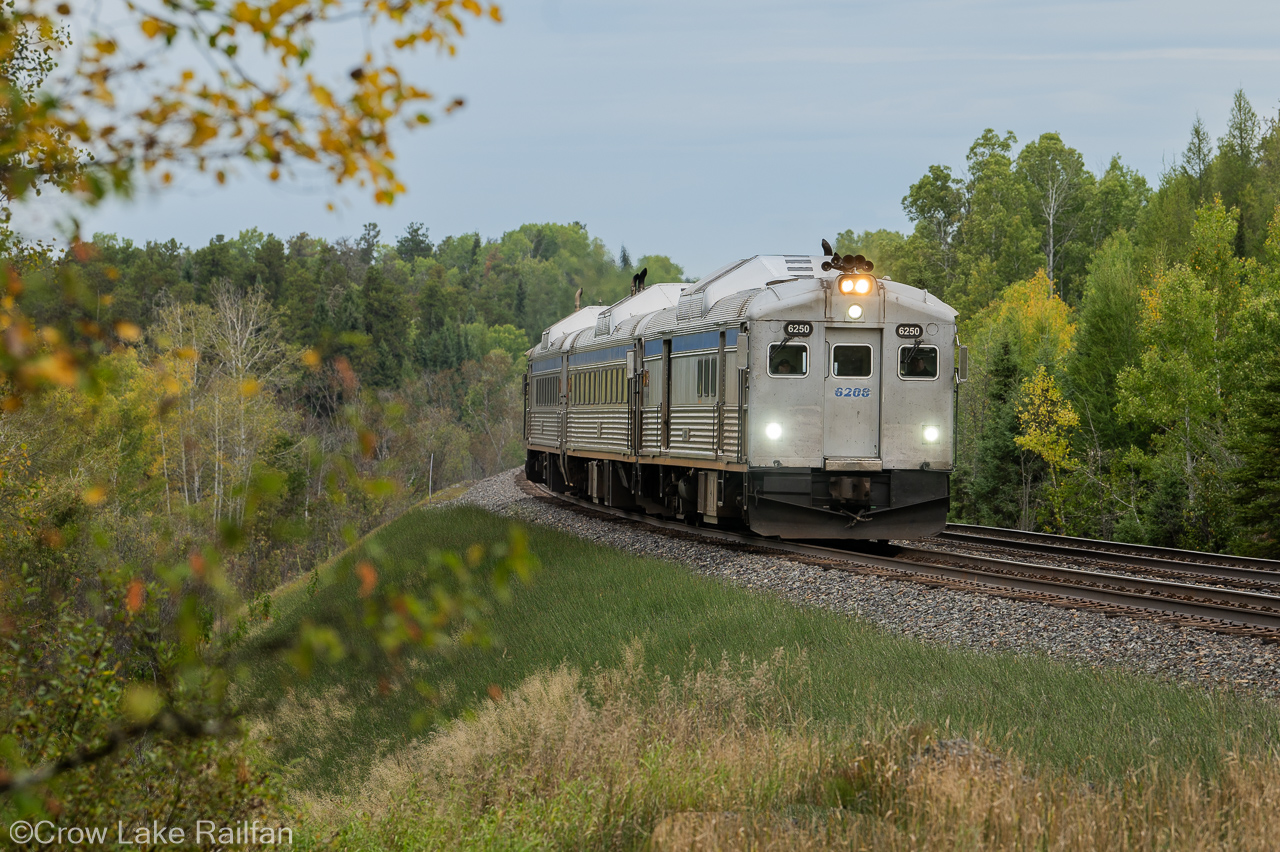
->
xmin=238 ymin=504 xmax=1280 ymax=795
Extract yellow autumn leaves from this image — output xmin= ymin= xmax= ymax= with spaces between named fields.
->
xmin=4 ymin=0 xmax=501 ymax=215
xmin=1015 ymin=365 xmax=1080 ymax=473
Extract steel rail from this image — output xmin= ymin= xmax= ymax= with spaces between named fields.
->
xmin=529 ymin=482 xmax=1280 ymax=633
xmin=942 ymin=524 xmax=1280 ymax=575
xmin=896 ymin=545 xmax=1280 ymax=613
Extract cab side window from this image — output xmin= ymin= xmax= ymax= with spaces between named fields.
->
xmin=898 ymin=345 xmax=939 ymax=380
xmin=768 ymin=343 xmax=808 ymax=377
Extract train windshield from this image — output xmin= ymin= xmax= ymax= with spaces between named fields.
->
xmin=768 ymin=343 xmax=808 ymax=376
xmin=898 ymin=345 xmax=939 ymax=379
xmin=832 ymin=344 xmax=873 ymax=378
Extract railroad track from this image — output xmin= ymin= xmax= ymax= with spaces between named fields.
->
xmin=935 ymin=524 xmax=1280 ymax=587
xmin=521 ymin=477 xmax=1280 ymax=643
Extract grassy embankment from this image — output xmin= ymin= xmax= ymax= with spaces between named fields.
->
xmin=238 ymin=503 xmax=1280 ymax=850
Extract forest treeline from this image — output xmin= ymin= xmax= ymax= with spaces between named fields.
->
xmin=13 ymin=84 xmax=1280 ymax=605
xmin=4 ymin=220 xmax=684 ymax=602
xmin=891 ymin=89 xmax=1280 ymax=555
xmin=10 ymin=86 xmax=1280 ymax=605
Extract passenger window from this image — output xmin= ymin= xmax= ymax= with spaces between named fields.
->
xmin=832 ymin=344 xmax=873 ymax=378
xmin=768 ymin=343 xmax=808 ymax=377
xmin=898 ymin=345 xmax=939 ymax=380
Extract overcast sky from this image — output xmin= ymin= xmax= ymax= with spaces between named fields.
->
xmin=48 ymin=0 xmax=1280 ymax=278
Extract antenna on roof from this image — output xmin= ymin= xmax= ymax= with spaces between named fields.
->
xmin=821 ymin=238 xmax=834 ymax=256
xmin=574 ymin=287 xmax=582 ymax=311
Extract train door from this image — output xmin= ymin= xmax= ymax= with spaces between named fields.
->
xmin=639 ymin=339 xmax=663 ymax=453
xmin=736 ymin=334 xmax=749 ymax=463
xmin=627 ymin=346 xmax=641 ymax=453
xmin=823 ymin=327 xmax=880 ymax=459
xmin=559 ymin=360 xmax=569 ymax=450
xmin=661 ymin=338 xmax=672 ymax=449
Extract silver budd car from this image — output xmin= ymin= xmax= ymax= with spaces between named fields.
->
xmin=524 ymin=247 xmax=966 ymax=541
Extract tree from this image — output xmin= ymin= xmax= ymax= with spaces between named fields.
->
xmin=1088 ymin=156 xmax=1149 ymax=249
xmin=0 ymin=0 xmax=531 ymax=815
xmin=357 ymin=222 xmax=382 ymax=266
xmin=1116 ymin=262 xmax=1226 ymax=547
xmin=1016 ymin=132 xmax=1093 ymax=295
xmin=1181 ymin=114 xmax=1214 ymax=204
xmin=1228 ymin=352 xmax=1280 ymax=556
xmin=0 ymin=0 xmax=76 ymax=229
xmin=900 ymin=163 xmax=963 ymax=294
xmin=396 ymin=221 xmax=434 ymax=262
xmin=953 ymin=270 xmax=1075 ymax=529
xmin=1065 ymin=231 xmax=1144 ymax=451
xmin=1216 ymin=89 xmax=1261 ymax=256
xmin=634 ymin=254 xmax=685 ymax=285
xmin=1015 ymin=366 xmax=1079 ymax=533
xmin=950 ymin=130 xmax=1041 ymax=316
xmin=0 ymin=0 xmax=502 ymax=219
xmin=362 ymin=265 xmax=410 ymax=387
xmin=460 ymin=349 xmax=522 ymax=475
xmin=834 ymin=229 xmax=907 ymax=282
xmin=959 ymin=340 xmax=1025 ymax=528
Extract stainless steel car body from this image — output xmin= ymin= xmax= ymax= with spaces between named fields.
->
xmin=524 ymin=254 xmax=962 ymax=539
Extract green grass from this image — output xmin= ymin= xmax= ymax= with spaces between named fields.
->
xmin=237 ymin=504 xmax=1280 ymax=795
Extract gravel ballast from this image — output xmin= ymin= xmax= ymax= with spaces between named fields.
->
xmin=454 ymin=469 xmax=1280 ymax=700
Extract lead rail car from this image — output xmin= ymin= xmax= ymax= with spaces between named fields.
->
xmin=523 ymin=249 xmax=967 ymax=540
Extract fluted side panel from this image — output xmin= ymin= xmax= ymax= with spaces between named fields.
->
xmin=722 ymin=409 xmax=741 ymax=459
xmin=667 ymin=406 xmax=718 ymax=459
xmin=638 ymin=408 xmax=661 ymax=452
xmin=567 ymin=408 xmax=631 ymax=453
xmin=528 ymin=410 xmax=562 ymax=448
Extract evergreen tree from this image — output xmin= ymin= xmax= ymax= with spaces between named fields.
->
xmin=1217 ymin=89 xmax=1261 ymax=256
xmin=395 ymin=222 xmax=433 ymax=262
xmin=362 ymin=266 xmax=409 ymax=386
xmin=357 ymin=222 xmax=381 ymax=265
xmin=619 ymin=244 xmax=631 ymax=270
xmin=191 ymin=234 xmax=238 ymax=302
xmin=1181 ymin=114 xmax=1214 ymax=204
xmin=1065 ymin=232 xmax=1144 ymax=450
xmin=965 ymin=341 xmax=1027 ymax=528
xmin=250 ymin=235 xmax=286 ymax=300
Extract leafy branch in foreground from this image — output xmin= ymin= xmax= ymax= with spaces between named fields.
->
xmin=1 ymin=0 xmax=500 ymax=215
xmin=0 ymin=0 xmax=532 ymax=826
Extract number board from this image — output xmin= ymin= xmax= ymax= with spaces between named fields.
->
xmin=895 ymin=323 xmax=924 ymax=339
xmin=784 ymin=321 xmax=813 ymax=337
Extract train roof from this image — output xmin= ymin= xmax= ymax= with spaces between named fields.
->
xmin=529 ymin=255 xmax=956 ymax=360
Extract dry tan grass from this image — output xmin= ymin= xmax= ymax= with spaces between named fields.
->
xmin=301 ymin=643 xmax=1280 ymax=851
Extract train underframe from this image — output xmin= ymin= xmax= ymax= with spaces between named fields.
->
xmin=525 ymin=449 xmax=949 ymax=541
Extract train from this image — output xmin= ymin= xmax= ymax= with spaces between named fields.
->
xmin=522 ymin=242 xmax=967 ymax=540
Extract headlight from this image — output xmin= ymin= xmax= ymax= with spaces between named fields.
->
xmin=923 ymin=425 xmax=940 ymax=443
xmin=837 ymin=274 xmax=875 ymax=295
xmin=847 ymin=304 xmax=863 ymax=320
xmin=765 ymin=422 xmax=783 ymax=440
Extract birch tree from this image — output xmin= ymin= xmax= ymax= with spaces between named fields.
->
xmin=1017 ymin=132 xmax=1093 ymax=292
